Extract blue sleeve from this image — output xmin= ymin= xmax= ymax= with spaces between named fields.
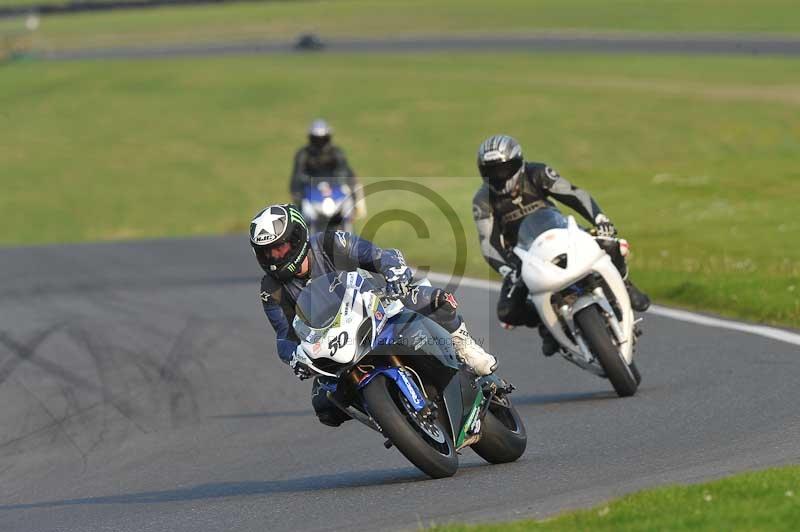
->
xmin=324 ymin=231 xmax=406 ymax=273
xmin=318 ymin=231 xmax=409 ymax=283
xmin=260 ymin=287 xmax=297 ymax=364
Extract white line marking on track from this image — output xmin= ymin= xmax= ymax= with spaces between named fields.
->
xmin=426 ymin=272 xmax=800 ymax=347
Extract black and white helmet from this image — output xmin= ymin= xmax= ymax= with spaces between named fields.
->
xmin=477 ymin=134 xmax=525 ymax=195
xmin=249 ymin=204 xmax=309 ymax=281
xmin=308 ymin=118 xmax=332 ymax=147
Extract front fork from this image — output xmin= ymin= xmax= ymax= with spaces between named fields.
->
xmin=455 ymin=375 xmax=515 ymax=450
xmin=323 ymin=363 xmax=434 ymax=436
xmin=556 ymin=287 xmax=634 ymax=368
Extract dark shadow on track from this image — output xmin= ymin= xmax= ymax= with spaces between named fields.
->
xmin=210 ymin=409 xmax=313 ymax=419
xmin=0 ymin=461 xmax=506 ymax=511
xmin=0 ymin=468 xmax=428 ymax=510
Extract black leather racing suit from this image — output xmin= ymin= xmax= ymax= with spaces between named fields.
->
xmin=472 ymin=162 xmax=627 ymax=326
xmin=289 ymin=143 xmax=357 ymax=205
xmin=260 ymin=230 xmax=461 ymax=425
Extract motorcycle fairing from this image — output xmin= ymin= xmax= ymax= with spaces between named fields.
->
xmin=514 ymin=214 xmax=634 ymax=366
xmin=301 ymin=181 xmax=353 ymax=223
xmin=371 ymin=309 xmax=468 ymax=439
xmin=373 ymin=310 xmax=459 ymax=367
xmin=357 ymin=366 xmax=426 ymax=412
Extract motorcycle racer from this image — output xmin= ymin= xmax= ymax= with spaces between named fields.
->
xmin=289 ymin=119 xmax=366 ymax=219
xmin=472 ymin=134 xmax=650 ymax=356
xmin=251 ymin=203 xmax=497 ymax=426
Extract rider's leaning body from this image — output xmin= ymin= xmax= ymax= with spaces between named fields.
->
xmin=472 ymin=135 xmax=650 ymax=355
xmin=472 ymin=161 xmax=604 ymax=275
xmin=251 ymin=204 xmax=497 ymax=426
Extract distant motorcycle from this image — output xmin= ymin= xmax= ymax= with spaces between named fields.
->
xmin=300 ymin=178 xmax=354 ymax=234
xmin=513 ymin=207 xmax=643 ymax=397
xmin=292 ymin=269 xmax=527 ymax=479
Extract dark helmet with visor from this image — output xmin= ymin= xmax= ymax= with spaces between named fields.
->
xmin=308 ymin=118 xmax=332 ymax=149
xmin=250 ymin=204 xmax=309 ymax=282
xmin=477 ymin=134 xmax=525 ymax=195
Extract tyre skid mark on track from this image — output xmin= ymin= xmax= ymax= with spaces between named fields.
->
xmin=0 ymin=322 xmax=71 ymax=387
xmin=68 ymin=325 xmax=154 ymax=436
xmin=13 ymin=375 xmax=88 ymax=468
xmin=0 ymin=312 xmax=239 ymax=459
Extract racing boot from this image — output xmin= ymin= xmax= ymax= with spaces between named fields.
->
xmin=538 ymin=324 xmax=559 ymax=357
xmin=451 ymin=322 xmax=497 ymax=376
xmin=625 ymin=279 xmax=651 ymax=312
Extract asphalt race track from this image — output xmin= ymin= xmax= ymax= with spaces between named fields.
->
xmin=41 ymin=33 xmax=800 ymax=61
xmin=1 ymin=237 xmax=799 ymax=531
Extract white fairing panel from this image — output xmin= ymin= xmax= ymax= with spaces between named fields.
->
xmin=302 ymin=272 xmax=364 ymax=364
xmin=514 ymin=216 xmax=604 ymax=295
xmin=299 ymin=270 xmax=406 ymax=366
xmin=515 ymin=215 xmax=635 ymax=365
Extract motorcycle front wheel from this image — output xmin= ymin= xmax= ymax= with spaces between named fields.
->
xmin=575 ymin=305 xmax=639 ymax=397
xmin=363 ymin=374 xmax=458 ymax=479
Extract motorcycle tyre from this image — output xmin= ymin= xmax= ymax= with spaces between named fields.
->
xmin=471 ymin=397 xmax=527 ymax=464
xmin=575 ymin=305 xmax=638 ymax=397
xmin=363 ymin=374 xmax=458 ymax=479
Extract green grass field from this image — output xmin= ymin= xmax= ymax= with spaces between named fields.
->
xmin=2 ymin=52 xmax=799 ymax=326
xmin=430 ymin=465 xmax=800 ymax=531
xmin=2 ymin=0 xmax=799 ymax=53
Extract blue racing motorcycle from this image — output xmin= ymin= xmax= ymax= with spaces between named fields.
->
xmin=292 ymin=270 xmax=527 ymax=479
xmin=300 ymin=178 xmax=354 ymax=234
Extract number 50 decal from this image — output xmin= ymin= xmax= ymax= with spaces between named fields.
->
xmin=328 ymin=331 xmax=349 ymax=356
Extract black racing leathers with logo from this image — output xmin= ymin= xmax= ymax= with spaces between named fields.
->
xmin=473 ymin=163 xmax=607 ymax=327
xmin=472 ymin=162 xmax=604 ymax=274
xmin=260 ymin=231 xmax=460 ymax=363
xmin=289 ymin=143 xmax=356 ymax=204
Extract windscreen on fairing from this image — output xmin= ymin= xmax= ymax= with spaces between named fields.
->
xmin=516 ymin=207 xmax=569 ymax=250
xmin=293 ymin=271 xmax=380 ymax=343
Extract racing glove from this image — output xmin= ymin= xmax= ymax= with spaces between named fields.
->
xmin=289 ymin=346 xmax=313 ymax=380
xmin=594 ymin=214 xmax=618 ymax=239
xmin=383 ymin=265 xmax=413 ymax=297
xmin=498 ymin=264 xmax=518 ymax=285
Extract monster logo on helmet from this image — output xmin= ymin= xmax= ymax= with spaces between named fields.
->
xmin=250 ymin=204 xmax=310 ymax=281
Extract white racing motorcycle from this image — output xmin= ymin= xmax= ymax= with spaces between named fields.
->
xmin=513 ymin=207 xmax=642 ymax=397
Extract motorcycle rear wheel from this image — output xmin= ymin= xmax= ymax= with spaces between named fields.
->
xmin=363 ymin=374 xmax=458 ymax=479
xmin=575 ymin=305 xmax=638 ymax=397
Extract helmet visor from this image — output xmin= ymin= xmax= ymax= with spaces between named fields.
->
xmin=253 ymin=238 xmax=301 ymax=271
xmin=480 ymin=158 xmax=523 ymax=191
xmin=309 ymin=135 xmax=331 ymax=148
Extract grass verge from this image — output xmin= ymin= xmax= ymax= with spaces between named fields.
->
xmin=2 ymin=52 xmax=798 ymax=326
xmin=1 ymin=0 xmax=799 ymax=53
xmin=429 ymin=465 xmax=800 ymax=531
